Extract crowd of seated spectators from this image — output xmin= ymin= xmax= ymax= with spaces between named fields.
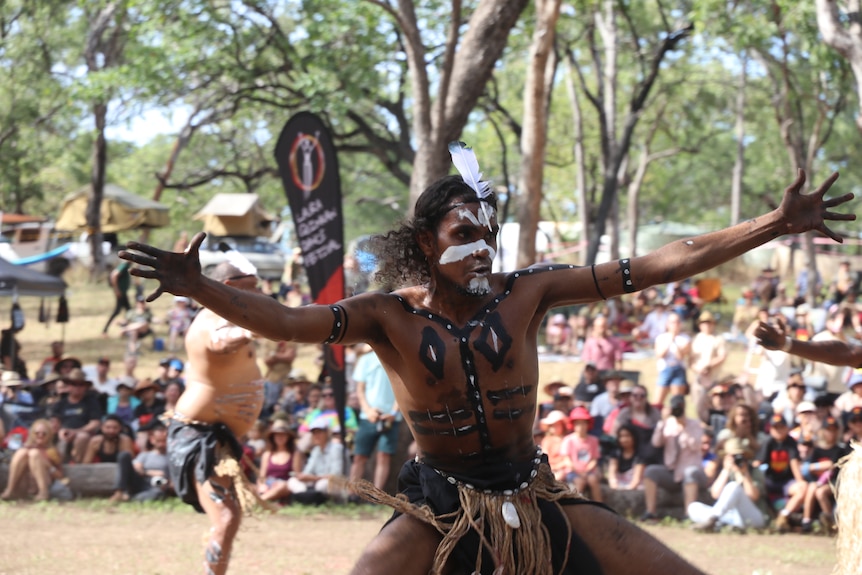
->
xmin=0 ymin=347 xmax=190 ymax=503
xmin=530 ymin=267 xmax=862 ymax=535
xmin=3 ymin=265 xmax=861 ymax=532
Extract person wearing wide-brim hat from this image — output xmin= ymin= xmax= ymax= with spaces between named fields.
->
xmin=50 ymin=367 xmax=102 ymax=463
xmin=257 ymin=419 xmax=301 ymax=503
xmin=0 ymin=370 xmax=33 ymax=413
xmin=690 ymin=308 xmax=727 ymax=410
xmin=538 ymin=410 xmax=571 ymax=482
xmin=52 ymin=357 xmax=83 ymax=377
xmin=131 ymin=378 xmax=166 ymax=440
xmin=542 ymin=380 xmax=568 ymax=398
xmin=688 ymin=436 xmax=768 ymax=533
xmin=1 ymin=369 xmax=25 ymax=388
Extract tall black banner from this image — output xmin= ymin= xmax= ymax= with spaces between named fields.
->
xmin=274 ymin=112 xmax=347 ymax=434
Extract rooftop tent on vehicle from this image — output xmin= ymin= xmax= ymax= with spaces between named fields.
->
xmin=193 ymin=193 xmax=276 ymax=237
xmin=54 ymin=184 xmax=171 ymax=233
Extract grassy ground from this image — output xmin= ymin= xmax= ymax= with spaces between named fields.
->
xmin=0 ymin=499 xmax=837 ymax=575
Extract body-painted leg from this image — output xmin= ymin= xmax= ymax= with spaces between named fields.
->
xmin=194 ymin=473 xmax=241 ymax=575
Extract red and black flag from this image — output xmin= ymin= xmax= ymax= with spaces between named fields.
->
xmin=274 ymin=112 xmax=347 ymax=434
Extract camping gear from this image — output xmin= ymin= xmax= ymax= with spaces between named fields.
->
xmin=55 ymin=184 xmax=170 ymax=232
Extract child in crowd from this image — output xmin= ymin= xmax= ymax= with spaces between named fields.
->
xmin=754 ymin=414 xmax=806 ymax=532
xmin=560 ymin=406 xmax=603 ymax=502
xmin=538 ymin=410 xmax=570 ymax=482
xmin=606 ymin=424 xmax=644 ymax=490
xmin=800 ymin=417 xmax=848 ymax=533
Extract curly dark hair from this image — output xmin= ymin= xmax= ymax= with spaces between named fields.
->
xmin=369 ymin=175 xmax=498 ymax=288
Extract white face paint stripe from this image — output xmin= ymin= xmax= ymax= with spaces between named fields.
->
xmin=456 ymin=208 xmax=481 ymax=226
xmin=455 ymin=205 xmax=496 ymax=230
xmin=439 ymin=240 xmax=497 ymax=265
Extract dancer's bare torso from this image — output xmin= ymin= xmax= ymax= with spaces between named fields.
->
xmin=175 ymin=308 xmax=263 ymax=438
xmin=356 ymin=266 xmax=574 ymax=472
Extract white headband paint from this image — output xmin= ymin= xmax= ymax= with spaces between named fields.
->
xmin=456 ymin=206 xmax=495 ymax=228
xmin=439 ymin=240 xmax=497 ymax=265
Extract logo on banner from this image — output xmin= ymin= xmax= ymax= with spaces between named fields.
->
xmin=289 ymin=132 xmax=325 ymax=200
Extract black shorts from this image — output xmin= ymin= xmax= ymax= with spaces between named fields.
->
xmin=166 ymin=419 xmax=243 ymax=513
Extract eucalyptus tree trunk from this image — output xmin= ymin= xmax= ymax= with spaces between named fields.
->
xmin=383 ymin=0 xmax=529 ymax=210
xmin=730 ymin=56 xmax=748 ymax=226
xmin=83 ymin=2 xmax=125 ymax=276
xmin=564 ymin=50 xmax=589 ymax=266
xmin=515 ymin=0 xmax=562 ymax=269
xmin=578 ymin=1 xmax=692 ymax=264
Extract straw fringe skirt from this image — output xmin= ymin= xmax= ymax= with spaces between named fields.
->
xmin=351 ymin=461 xmax=582 ymax=575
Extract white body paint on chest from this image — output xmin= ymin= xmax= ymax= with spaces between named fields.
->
xmin=439 ymin=240 xmax=497 ymax=265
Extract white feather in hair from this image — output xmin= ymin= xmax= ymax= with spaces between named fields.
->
xmin=448 ymin=141 xmax=493 ymax=230
xmin=217 ymin=241 xmax=258 ymax=276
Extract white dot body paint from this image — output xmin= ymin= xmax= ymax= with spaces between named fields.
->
xmin=685 ymin=240 xmax=694 ymax=246
xmin=439 ymin=240 xmax=497 ymax=265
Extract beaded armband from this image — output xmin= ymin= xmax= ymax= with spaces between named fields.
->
xmin=325 ymin=304 xmax=348 ymax=344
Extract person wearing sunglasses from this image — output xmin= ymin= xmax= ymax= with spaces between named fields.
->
xmin=297 ymin=383 xmax=358 ymax=450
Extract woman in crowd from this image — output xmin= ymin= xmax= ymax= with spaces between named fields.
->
xmin=611 ymin=384 xmax=661 ymax=464
xmin=716 ymin=403 xmax=761 ymax=455
xmin=107 ymin=378 xmax=139 ymax=428
xmin=834 ymin=371 xmax=862 ymax=419
xmin=1 ymin=418 xmax=67 ymax=501
xmin=257 ymin=420 xmax=303 ymax=502
xmin=606 ymin=424 xmax=645 ymax=491
xmin=580 ymin=314 xmax=624 ymax=371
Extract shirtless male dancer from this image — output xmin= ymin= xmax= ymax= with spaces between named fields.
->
xmin=122 ymin=154 xmax=851 ymax=575
xmin=165 ymin=262 xmax=263 ymax=575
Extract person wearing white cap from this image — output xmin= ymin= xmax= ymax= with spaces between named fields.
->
xmin=123 ymin=149 xmax=852 ymax=575
xmin=791 ymin=400 xmax=821 ymax=444
xmin=288 ymin=418 xmax=346 ymax=498
xmin=834 ymin=370 xmax=862 ymax=416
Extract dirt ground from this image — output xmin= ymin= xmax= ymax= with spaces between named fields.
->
xmin=0 ymin=502 xmax=836 ymax=575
